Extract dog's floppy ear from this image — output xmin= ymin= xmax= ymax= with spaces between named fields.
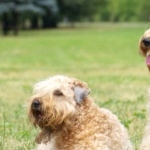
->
xmin=74 ymin=86 xmax=90 ymax=103
xmin=72 ymin=78 xmax=90 ymax=103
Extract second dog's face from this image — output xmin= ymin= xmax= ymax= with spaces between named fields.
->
xmin=28 ymin=75 xmax=90 ymax=129
xmin=139 ymin=29 xmax=150 ymax=71
xmin=139 ymin=29 xmax=150 ymax=56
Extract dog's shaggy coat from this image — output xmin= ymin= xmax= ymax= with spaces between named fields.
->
xmin=28 ymin=75 xmax=132 ymax=150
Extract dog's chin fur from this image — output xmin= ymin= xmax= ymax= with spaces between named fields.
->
xmin=34 ymin=97 xmax=93 ymax=144
xmin=28 ymin=75 xmax=132 ymax=150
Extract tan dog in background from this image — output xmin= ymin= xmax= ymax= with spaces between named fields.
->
xmin=139 ymin=29 xmax=150 ymax=71
xmin=28 ymin=75 xmax=132 ymax=150
xmin=139 ymin=29 xmax=150 ymax=150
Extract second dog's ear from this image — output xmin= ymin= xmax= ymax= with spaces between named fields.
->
xmin=74 ymin=86 xmax=90 ymax=103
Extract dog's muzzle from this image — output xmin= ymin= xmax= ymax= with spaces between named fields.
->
xmin=142 ymin=38 xmax=150 ymax=47
xmin=32 ymin=99 xmax=41 ymax=110
xmin=31 ymin=99 xmax=43 ymax=118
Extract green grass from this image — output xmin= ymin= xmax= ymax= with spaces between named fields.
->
xmin=0 ymin=23 xmax=149 ymax=149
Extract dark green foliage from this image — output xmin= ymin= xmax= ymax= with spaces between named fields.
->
xmin=0 ymin=0 xmax=59 ymax=35
xmin=57 ymin=0 xmax=107 ymax=22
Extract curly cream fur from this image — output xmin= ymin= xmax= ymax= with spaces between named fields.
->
xmin=140 ymin=89 xmax=150 ymax=150
xmin=28 ymin=75 xmax=132 ymax=150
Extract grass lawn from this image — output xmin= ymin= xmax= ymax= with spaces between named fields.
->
xmin=0 ymin=23 xmax=149 ymax=149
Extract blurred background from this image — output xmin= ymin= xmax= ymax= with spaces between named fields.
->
xmin=0 ymin=0 xmax=149 ymax=35
xmin=0 ymin=1 xmax=150 ymax=149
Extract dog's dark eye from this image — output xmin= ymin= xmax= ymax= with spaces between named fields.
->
xmin=53 ymin=89 xmax=63 ymax=96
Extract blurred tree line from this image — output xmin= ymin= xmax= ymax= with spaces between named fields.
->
xmin=0 ymin=0 xmax=150 ymax=35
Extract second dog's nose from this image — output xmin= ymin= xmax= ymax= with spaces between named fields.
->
xmin=32 ymin=99 xmax=41 ymax=109
xmin=142 ymin=38 xmax=150 ymax=46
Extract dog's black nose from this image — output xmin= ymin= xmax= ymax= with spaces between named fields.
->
xmin=142 ymin=38 xmax=150 ymax=46
xmin=32 ymin=99 xmax=41 ymax=109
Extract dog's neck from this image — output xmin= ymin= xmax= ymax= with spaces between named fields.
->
xmin=54 ymin=98 xmax=100 ymax=148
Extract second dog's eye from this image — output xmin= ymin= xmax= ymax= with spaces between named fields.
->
xmin=53 ymin=89 xmax=63 ymax=96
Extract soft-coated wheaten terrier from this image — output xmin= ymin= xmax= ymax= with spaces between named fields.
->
xmin=139 ymin=29 xmax=150 ymax=150
xmin=28 ymin=75 xmax=132 ymax=150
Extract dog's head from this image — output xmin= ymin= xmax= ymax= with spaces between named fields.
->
xmin=28 ymin=75 xmax=90 ymax=130
xmin=139 ymin=29 xmax=150 ymax=71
